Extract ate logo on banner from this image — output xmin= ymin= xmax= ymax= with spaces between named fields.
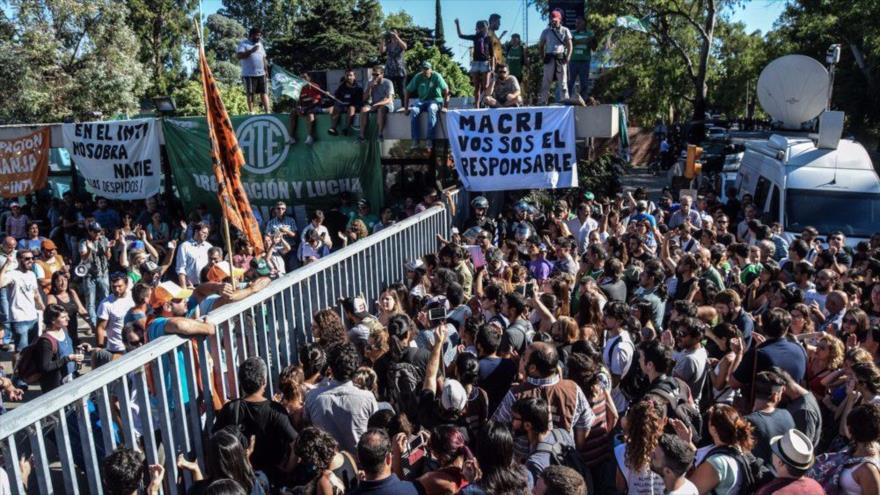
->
xmin=236 ymin=116 xmax=291 ymax=175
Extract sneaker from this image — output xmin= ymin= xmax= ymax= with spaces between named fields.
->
xmin=328 ymin=127 xmax=338 ymax=136
xmin=286 ymin=137 xmax=297 ymax=145
xmin=357 ymin=136 xmax=365 ymax=143
xmin=305 ymin=135 xmax=314 ymax=145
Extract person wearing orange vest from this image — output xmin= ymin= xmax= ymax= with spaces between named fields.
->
xmin=34 ymin=239 xmax=66 ymax=294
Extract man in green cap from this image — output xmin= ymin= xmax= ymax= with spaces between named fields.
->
xmin=405 ymin=61 xmax=449 ymax=150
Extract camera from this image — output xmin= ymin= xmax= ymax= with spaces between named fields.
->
xmin=428 ymin=307 xmax=448 ymax=322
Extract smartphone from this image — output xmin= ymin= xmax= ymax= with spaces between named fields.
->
xmin=428 ymin=307 xmax=448 ymax=322
xmin=408 ymin=435 xmax=425 ymax=452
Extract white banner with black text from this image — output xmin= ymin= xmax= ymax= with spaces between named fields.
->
xmin=446 ymin=106 xmax=578 ymax=192
xmin=62 ymin=118 xmax=162 ymax=199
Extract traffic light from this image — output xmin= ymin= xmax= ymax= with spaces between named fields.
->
xmin=685 ymin=144 xmax=703 ymax=179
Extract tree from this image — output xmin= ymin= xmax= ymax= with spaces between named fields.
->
xmin=269 ymin=0 xmax=383 ymax=72
xmin=204 ymin=13 xmax=247 ymax=87
xmin=0 ymin=0 xmax=148 ymax=123
xmin=404 ymin=43 xmax=472 ymax=97
xmin=383 ymin=11 xmax=436 ymax=52
xmin=709 ymin=21 xmax=768 ymax=119
xmin=219 ymin=0 xmax=299 ymax=41
xmin=772 ymin=0 xmax=879 ymax=142
xmin=126 ymin=0 xmax=199 ymax=96
xmin=174 ymin=79 xmax=249 ymax=116
xmin=434 ymin=0 xmax=445 ymax=49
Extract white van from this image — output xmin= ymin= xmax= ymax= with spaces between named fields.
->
xmin=736 ymin=134 xmax=880 ymax=243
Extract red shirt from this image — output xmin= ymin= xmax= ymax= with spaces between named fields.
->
xmin=300 ymin=85 xmax=322 ymax=106
xmin=755 ymin=476 xmax=826 ymax=495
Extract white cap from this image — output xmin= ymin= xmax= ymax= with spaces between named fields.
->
xmin=440 ymin=379 xmax=468 ymax=412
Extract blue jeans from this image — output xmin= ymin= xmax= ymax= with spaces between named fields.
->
xmin=11 ymin=320 xmax=38 ymax=351
xmin=83 ymin=274 xmax=109 ymax=327
xmin=568 ymin=60 xmax=591 ymax=99
xmin=410 ymin=100 xmax=439 ymax=141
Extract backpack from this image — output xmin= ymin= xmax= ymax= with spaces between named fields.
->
xmin=607 ymin=334 xmax=648 ymax=402
xmin=647 ymin=377 xmax=703 ymax=445
xmin=15 ymin=333 xmax=58 ymax=385
xmin=534 ymin=429 xmax=591 ymax=484
xmin=386 ymin=362 xmax=424 ymax=420
xmin=808 ymin=449 xmax=880 ymax=495
xmin=704 ymin=445 xmax=773 ymax=495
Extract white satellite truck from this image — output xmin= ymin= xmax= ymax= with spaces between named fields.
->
xmin=736 ymin=53 xmax=880 ymax=244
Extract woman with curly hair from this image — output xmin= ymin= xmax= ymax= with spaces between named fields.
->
xmin=689 ymin=404 xmax=755 ymax=494
xmin=338 ymin=219 xmax=369 ymax=247
xmin=286 ymin=427 xmax=358 ymax=494
xmin=806 ymin=333 xmax=845 ymax=399
xmin=789 ymin=303 xmax=815 ymax=336
xmin=311 ymin=309 xmax=347 ymax=348
xmin=614 ymin=399 xmax=665 ymax=494
xmin=277 ymin=364 xmax=306 ymax=429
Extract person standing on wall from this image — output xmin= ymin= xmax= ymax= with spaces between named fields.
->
xmin=568 ymin=16 xmax=596 ymax=101
xmin=538 ymin=9 xmax=572 ymax=105
xmin=505 ymin=34 xmax=528 ymax=102
xmin=237 ymin=27 xmax=271 ymax=114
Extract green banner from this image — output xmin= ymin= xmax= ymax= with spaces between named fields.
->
xmin=271 ymin=64 xmax=307 ymax=101
xmin=162 ymin=114 xmax=384 ymax=225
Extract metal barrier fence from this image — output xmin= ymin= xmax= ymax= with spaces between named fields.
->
xmin=0 ymin=196 xmax=455 ymax=494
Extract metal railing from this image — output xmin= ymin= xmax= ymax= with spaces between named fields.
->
xmin=0 ymin=195 xmax=456 ymax=494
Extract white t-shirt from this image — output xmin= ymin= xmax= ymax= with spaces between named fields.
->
xmin=236 ymin=39 xmax=266 ymax=77
xmin=97 ymin=294 xmax=135 ymax=353
xmin=614 ymin=443 xmax=665 ymax=495
xmin=668 ymin=479 xmax=699 ymax=495
xmin=2 ymin=270 xmax=39 ymax=322
xmin=604 ymin=331 xmax=635 ymax=414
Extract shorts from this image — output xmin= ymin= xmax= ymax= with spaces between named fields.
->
xmin=470 ymin=61 xmax=491 ymax=74
xmin=11 ymin=320 xmax=38 ymax=351
xmin=296 ymin=105 xmax=325 ymax=115
xmin=242 ymin=75 xmax=267 ymax=95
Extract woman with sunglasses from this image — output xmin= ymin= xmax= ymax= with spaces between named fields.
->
xmin=805 ymin=334 xmax=845 ymax=400
xmin=842 ymin=308 xmax=871 ymax=340
xmin=46 ymin=271 xmax=90 ymax=347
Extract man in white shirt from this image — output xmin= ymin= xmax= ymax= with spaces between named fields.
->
xmin=669 ymin=195 xmax=702 ymax=229
xmin=567 ymin=200 xmax=598 ymax=254
xmin=0 ymin=236 xmax=17 ymax=349
xmin=236 ymin=27 xmax=270 ymax=114
xmin=95 ymin=273 xmax=135 ymax=361
xmin=650 ymin=434 xmax=699 ymax=495
xmin=0 ymin=250 xmax=44 ymax=382
xmin=176 ymin=222 xmax=212 ymax=288
xmin=602 ymin=301 xmax=635 ymax=414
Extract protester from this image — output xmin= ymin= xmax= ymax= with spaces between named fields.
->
xmin=568 ymin=16 xmax=595 ymax=100
xmin=379 ymin=30 xmax=408 ymax=99
xmin=504 ymin=34 xmax=528 ymax=87
xmin=359 ymin=66 xmax=394 ymax=142
xmin=175 ymin=222 xmax=212 ymax=288
xmin=290 ymin=72 xmax=326 ymax=145
xmin=329 ymin=69 xmax=364 ymax=136
xmin=237 ymin=26 xmax=270 ymax=113
xmin=483 ymin=64 xmax=522 ymax=108
xmin=756 ymin=428 xmax=824 ymax=495
xmin=538 ymin=9 xmax=573 ymax=105
xmin=0 ymin=249 xmax=44 ymax=385
xmin=102 ymin=447 xmax=165 ymax=495
xmin=35 ymin=304 xmax=85 ymax=392
xmin=405 ymin=62 xmax=449 ymax=151
xmin=455 ymin=19 xmax=493 ymax=108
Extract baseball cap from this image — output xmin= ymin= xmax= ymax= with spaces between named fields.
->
xmin=441 ymin=379 xmax=468 ymax=412
xmin=150 ymin=281 xmax=193 ymax=307
xmin=250 ymin=258 xmax=271 ymax=276
xmin=550 ymin=9 xmax=563 ymax=20
xmin=9 ymin=202 xmax=20 ymax=208
xmin=130 ymin=240 xmax=145 ymax=251
xmin=207 ymin=261 xmax=246 ymax=283
xmin=357 ymin=198 xmax=370 ymax=208
xmin=341 ymin=296 xmax=370 ymax=318
xmin=583 ymin=191 xmax=595 ymax=201
xmin=421 ymin=61 xmax=433 ymax=70
xmin=41 ymin=239 xmax=57 ymax=251
xmin=87 ymin=222 xmax=103 ymax=232
xmin=405 ymin=259 xmax=425 ymax=272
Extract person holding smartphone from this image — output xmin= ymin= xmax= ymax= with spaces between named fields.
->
xmin=36 ymin=304 xmax=84 ymax=392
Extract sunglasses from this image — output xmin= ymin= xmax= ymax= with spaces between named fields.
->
xmin=20 ymin=256 xmax=34 ymax=261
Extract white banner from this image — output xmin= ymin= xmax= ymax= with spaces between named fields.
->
xmin=62 ymin=118 xmax=162 ymax=199
xmin=446 ymin=106 xmax=578 ymax=192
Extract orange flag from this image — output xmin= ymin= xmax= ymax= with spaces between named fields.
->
xmin=197 ymin=43 xmax=265 ymax=255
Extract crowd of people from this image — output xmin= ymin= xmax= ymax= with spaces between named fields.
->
xmin=239 ymin=8 xmax=596 ymax=149
xmin=3 ymin=175 xmax=875 ymax=494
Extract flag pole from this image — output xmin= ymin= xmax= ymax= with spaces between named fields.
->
xmin=195 ymin=18 xmax=238 ymax=288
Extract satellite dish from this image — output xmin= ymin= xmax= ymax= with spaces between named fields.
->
xmin=757 ymin=55 xmax=829 ymax=130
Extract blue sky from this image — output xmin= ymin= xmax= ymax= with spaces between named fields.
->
xmin=201 ymin=0 xmax=786 ymax=65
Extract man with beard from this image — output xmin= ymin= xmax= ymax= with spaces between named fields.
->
xmin=665 ymin=317 xmax=709 ymax=404
xmin=147 ymin=281 xmax=216 ymax=404
xmin=805 ymin=268 xmax=837 ymax=314
xmin=713 ymin=289 xmax=754 ymax=350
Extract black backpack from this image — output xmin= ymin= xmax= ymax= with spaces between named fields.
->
xmin=386 ymin=362 xmax=424 ymax=420
xmin=704 ymin=445 xmax=773 ymax=494
xmin=647 ymin=377 xmax=704 ymax=445
xmin=534 ymin=429 xmax=591 ymax=484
